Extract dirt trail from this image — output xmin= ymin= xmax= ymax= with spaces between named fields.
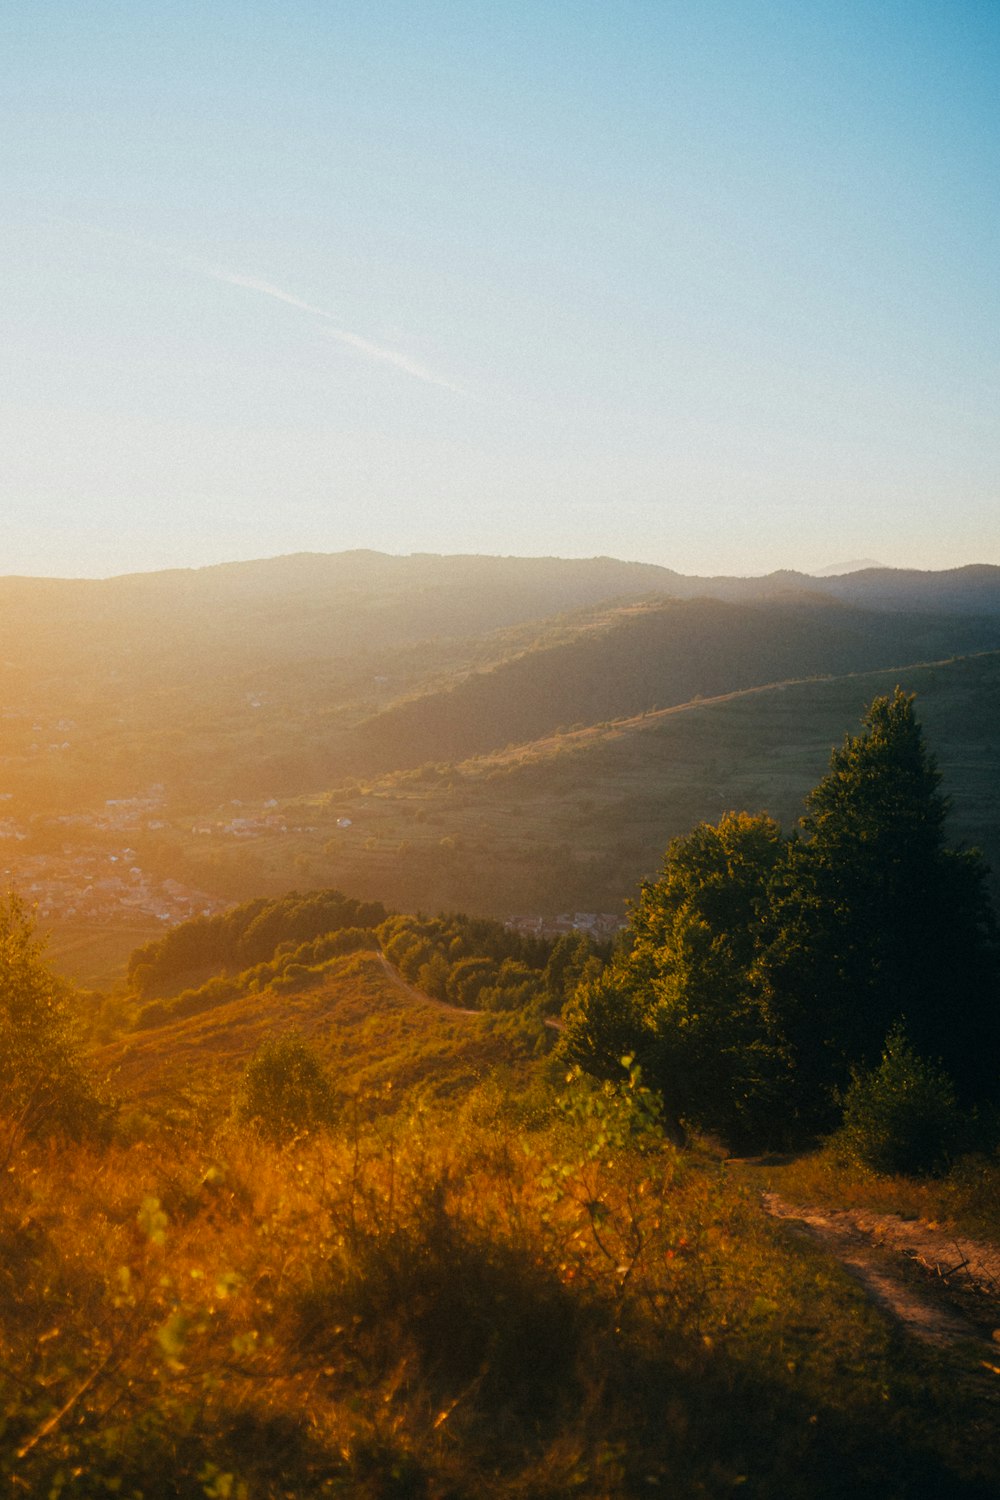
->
xmin=373 ymin=951 xmax=479 ymax=1016
xmin=762 ymin=1192 xmax=1000 ymax=1353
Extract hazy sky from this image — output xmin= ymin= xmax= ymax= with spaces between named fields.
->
xmin=3 ymin=1 xmax=998 ymax=579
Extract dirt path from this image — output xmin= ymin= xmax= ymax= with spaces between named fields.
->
xmin=762 ymin=1192 xmax=1000 ymax=1354
xmin=373 ymin=951 xmax=479 ymax=1016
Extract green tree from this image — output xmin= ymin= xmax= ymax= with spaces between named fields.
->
xmin=543 ymin=931 xmax=601 ymax=1013
xmin=445 ymin=955 xmax=497 ymax=1008
xmin=563 ymin=691 xmax=999 ymax=1146
xmin=0 ymin=892 xmax=111 ymax=1146
xmin=760 ymin=689 xmax=999 ymax=1119
xmin=562 ymin=812 xmax=787 ymax=1141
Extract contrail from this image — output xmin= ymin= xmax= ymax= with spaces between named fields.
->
xmin=197 ymin=260 xmax=463 ymax=393
xmin=60 ymin=218 xmax=464 ymax=394
xmin=199 ymin=266 xmax=330 ymax=318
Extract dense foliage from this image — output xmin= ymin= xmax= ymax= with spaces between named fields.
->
xmin=0 ymin=892 xmax=112 ymax=1147
xmin=129 ymin=905 xmax=606 ymax=1033
xmin=563 ymin=691 xmax=1000 ymax=1150
xmin=833 ymin=1025 xmax=963 ymax=1177
xmin=128 ymin=889 xmax=387 ymax=998
xmin=378 ymin=911 xmax=603 ymax=1014
xmin=760 ymin=688 xmax=1000 ymax=1114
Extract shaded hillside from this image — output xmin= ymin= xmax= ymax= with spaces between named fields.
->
xmin=4 ymin=551 xmax=1000 ymax=712
xmin=0 ymin=554 xmax=684 ymax=813
xmin=355 ymin=598 xmax=1000 ymax=770
xmin=6 ymin=552 xmax=1000 ymax=655
xmin=0 ymin=550 xmax=678 ymax=688
xmin=4 ymin=551 xmax=1000 ymax=815
xmin=640 ymin=562 xmax=1000 ymax=614
xmin=813 ymin=563 xmax=1000 ymax=614
xmin=219 ymin=652 xmax=1000 ymax=920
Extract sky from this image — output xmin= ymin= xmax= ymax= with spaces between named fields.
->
xmin=2 ymin=1 xmax=998 ymax=580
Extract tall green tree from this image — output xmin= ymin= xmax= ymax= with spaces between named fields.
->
xmin=563 ymin=690 xmax=999 ymax=1145
xmin=760 ymin=688 xmax=999 ymax=1117
xmin=562 ymin=812 xmax=787 ymax=1141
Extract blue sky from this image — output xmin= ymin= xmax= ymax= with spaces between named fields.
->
xmin=2 ymin=1 xmax=998 ymax=578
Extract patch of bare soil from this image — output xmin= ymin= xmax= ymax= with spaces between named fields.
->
xmin=762 ymin=1192 xmax=1000 ymax=1356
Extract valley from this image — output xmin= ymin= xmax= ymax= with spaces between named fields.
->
xmin=4 ymin=553 xmax=1000 ymax=1496
xmin=3 ymin=554 xmax=1000 ymax=985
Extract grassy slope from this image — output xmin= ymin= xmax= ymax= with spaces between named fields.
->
xmin=203 ymin=650 xmax=1000 ymax=917
xmin=9 ymin=1111 xmax=998 ymax=1498
xmin=354 ymin=597 xmax=1000 ymax=771
xmin=43 ymin=920 xmax=164 ymax=990
xmin=4 ymin=954 xmax=996 ymax=1497
xmin=97 ymin=949 xmax=539 ymax=1117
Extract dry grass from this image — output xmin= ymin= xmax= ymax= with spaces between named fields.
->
xmin=97 ymin=951 xmax=545 ymax=1127
xmin=2 ymin=1072 xmax=999 ymax=1498
xmin=746 ymin=1143 xmax=1000 ymax=1243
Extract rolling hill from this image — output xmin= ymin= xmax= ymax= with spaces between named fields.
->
xmin=354 ymin=595 xmax=1000 ymax=771
xmin=3 ymin=551 xmax=999 ymax=982
xmin=145 ymin=650 xmax=1000 ymax=926
xmin=4 ymin=553 xmax=1000 ymax=813
xmin=98 ymin=947 xmax=537 ymax=1116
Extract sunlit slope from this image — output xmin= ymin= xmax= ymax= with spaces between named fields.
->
xmin=45 ymin=922 xmax=163 ymax=991
xmin=355 ymin=596 xmax=1000 ymax=771
xmin=5 ymin=553 xmax=1000 ymax=814
xmin=288 ymin=651 xmax=1000 ymax=916
xmin=98 ymin=949 xmax=531 ymax=1111
xmin=0 ymin=556 xmax=686 ymax=810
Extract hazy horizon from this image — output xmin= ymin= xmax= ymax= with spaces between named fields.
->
xmin=4 ymin=3 xmax=998 ymax=580
xmin=0 ymin=545 xmax=976 ymax=588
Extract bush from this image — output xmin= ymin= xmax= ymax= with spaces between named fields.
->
xmin=234 ymin=1033 xmax=338 ymax=1142
xmin=834 ymin=1025 xmax=962 ymax=1176
xmin=0 ymin=892 xmax=112 ymax=1145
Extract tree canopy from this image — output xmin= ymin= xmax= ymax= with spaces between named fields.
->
xmin=761 ymin=688 xmax=999 ymax=1114
xmin=561 ymin=690 xmax=999 ymax=1146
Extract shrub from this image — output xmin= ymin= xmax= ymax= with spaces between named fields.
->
xmin=0 ymin=892 xmax=112 ymax=1146
xmin=234 ymin=1032 xmax=338 ymax=1142
xmin=834 ymin=1024 xmax=962 ymax=1176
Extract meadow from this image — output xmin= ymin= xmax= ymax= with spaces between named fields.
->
xmin=5 ymin=891 xmax=1000 ymax=1498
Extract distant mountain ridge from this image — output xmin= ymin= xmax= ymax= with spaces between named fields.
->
xmin=4 ymin=554 xmax=1000 ymax=674
xmin=3 ymin=548 xmax=1000 ymax=856
xmin=812 ymin=559 xmax=885 ymax=576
